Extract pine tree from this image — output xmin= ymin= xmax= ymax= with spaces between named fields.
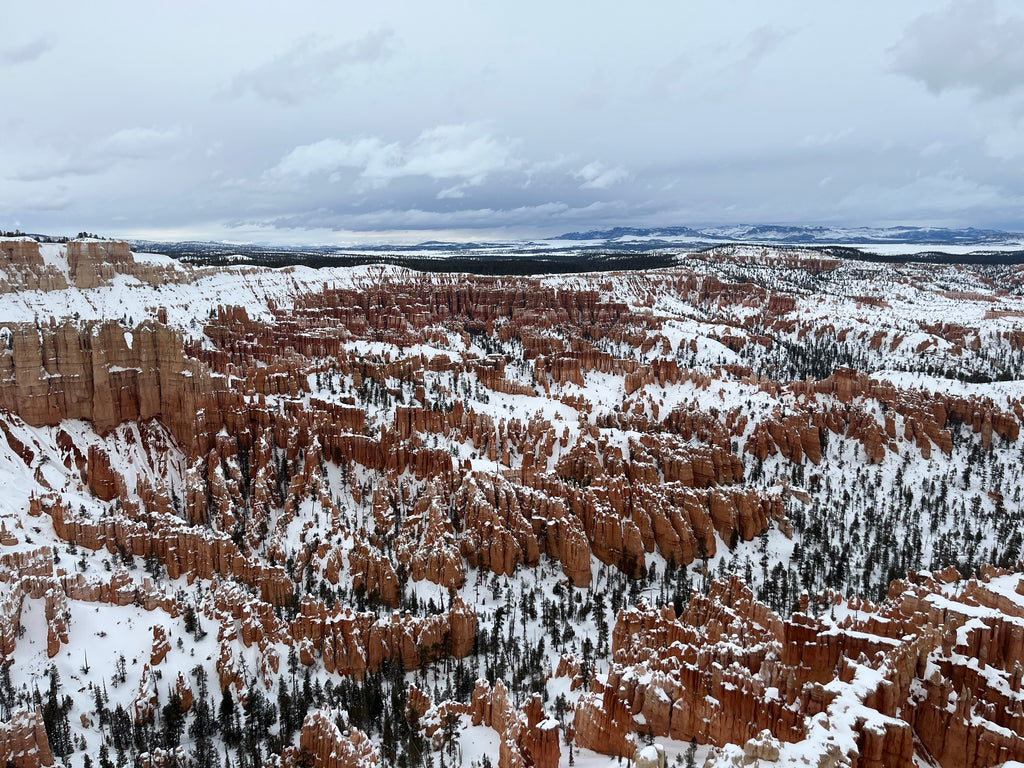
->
xmin=0 ymin=663 xmax=13 ymax=721
xmin=219 ymin=689 xmax=240 ymax=749
xmin=277 ymin=680 xmax=294 ymax=745
xmin=110 ymin=705 xmax=132 ymax=752
xmin=685 ymin=738 xmax=698 ymax=768
xmin=189 ymin=668 xmax=217 ymax=765
xmin=41 ymin=667 xmax=73 ymax=759
xmin=161 ymin=692 xmax=185 ymax=748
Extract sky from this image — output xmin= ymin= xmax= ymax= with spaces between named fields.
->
xmin=2 ymin=0 xmax=1024 ymax=245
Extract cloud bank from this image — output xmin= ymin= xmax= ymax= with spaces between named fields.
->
xmin=3 ymin=1 xmax=1024 ymax=242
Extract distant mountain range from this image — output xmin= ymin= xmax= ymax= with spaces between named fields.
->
xmin=127 ymin=222 xmax=1024 ymax=272
xmin=552 ymin=225 xmax=1024 ymax=246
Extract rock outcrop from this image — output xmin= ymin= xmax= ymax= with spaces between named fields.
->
xmin=465 ymin=680 xmax=561 ymax=768
xmin=0 ymin=709 xmax=55 ymax=768
xmin=296 ymin=709 xmax=379 ymax=768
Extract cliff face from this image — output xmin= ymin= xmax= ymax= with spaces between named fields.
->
xmin=288 ymin=595 xmax=476 ymax=678
xmin=0 ymin=239 xmax=67 ymax=293
xmin=295 ymin=709 xmax=379 ymax=768
xmin=0 ymin=311 xmax=795 ymax=597
xmin=0 ymin=238 xmax=188 ymax=295
xmin=66 ymin=240 xmax=134 ymax=289
xmin=0 ymin=320 xmax=213 ymax=451
xmin=407 ymin=680 xmax=560 ymax=768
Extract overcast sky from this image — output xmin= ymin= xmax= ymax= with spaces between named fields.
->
xmin=3 ymin=1 xmax=1024 ymax=244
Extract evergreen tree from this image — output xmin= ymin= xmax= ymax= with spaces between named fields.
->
xmin=685 ymin=737 xmax=698 ymax=768
xmin=219 ymin=689 xmax=240 ymax=749
xmin=110 ymin=705 xmax=133 ymax=753
xmin=41 ymin=667 xmax=73 ymax=759
xmin=162 ymin=692 xmax=185 ymax=748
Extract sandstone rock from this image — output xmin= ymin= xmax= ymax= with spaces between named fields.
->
xmin=347 ymin=541 xmax=400 ymax=607
xmin=0 ymin=708 xmax=55 ymax=768
xmin=66 ymin=239 xmax=134 ymax=289
xmin=298 ymin=709 xmax=379 ymax=768
xmin=150 ymin=625 xmax=171 ymax=666
xmin=634 ymin=743 xmax=667 ymax=768
xmin=86 ymin=445 xmax=120 ymax=501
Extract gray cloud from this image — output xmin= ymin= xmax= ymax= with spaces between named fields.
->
xmin=737 ymin=25 xmax=793 ymax=70
xmin=4 ymin=2 xmax=1023 ymax=242
xmin=260 ymin=200 xmax=624 ymax=233
xmin=268 ymin=124 xmax=523 ymax=194
xmin=648 ymin=23 xmax=791 ymax=100
xmin=13 ymin=156 xmax=108 ymax=182
xmin=648 ymin=53 xmax=691 ymax=99
xmin=574 ymin=161 xmax=628 ymax=190
xmin=13 ymin=127 xmax=182 ymax=182
xmin=97 ymin=127 xmax=181 ymax=159
xmin=226 ymin=29 xmax=394 ymax=104
xmin=838 ymin=172 xmax=1013 ymax=219
xmin=891 ymin=1 xmax=1024 ymax=100
xmin=0 ymin=38 xmax=53 ymax=66
xmin=0 ymin=189 xmax=73 ymax=213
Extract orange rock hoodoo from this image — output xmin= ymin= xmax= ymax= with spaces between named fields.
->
xmin=0 ymin=709 xmax=55 ymax=768
xmin=568 ymin=572 xmax=1024 ymax=768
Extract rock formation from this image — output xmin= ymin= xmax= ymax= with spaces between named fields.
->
xmin=0 ymin=709 xmax=54 ymax=768
xmin=566 ymin=571 xmax=1024 ymax=768
xmin=296 ymin=709 xmax=379 ymax=768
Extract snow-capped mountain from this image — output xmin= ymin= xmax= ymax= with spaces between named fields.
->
xmin=553 ymin=224 xmax=1024 ymax=249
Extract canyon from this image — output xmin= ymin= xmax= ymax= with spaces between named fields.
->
xmin=0 ymin=238 xmax=1023 ymax=767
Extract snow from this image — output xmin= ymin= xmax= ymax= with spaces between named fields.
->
xmin=569 ymin=737 xmax=711 ymax=767
xmin=458 ymin=722 xmax=502 ymax=765
xmin=856 ymin=243 xmax=1024 ymax=255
